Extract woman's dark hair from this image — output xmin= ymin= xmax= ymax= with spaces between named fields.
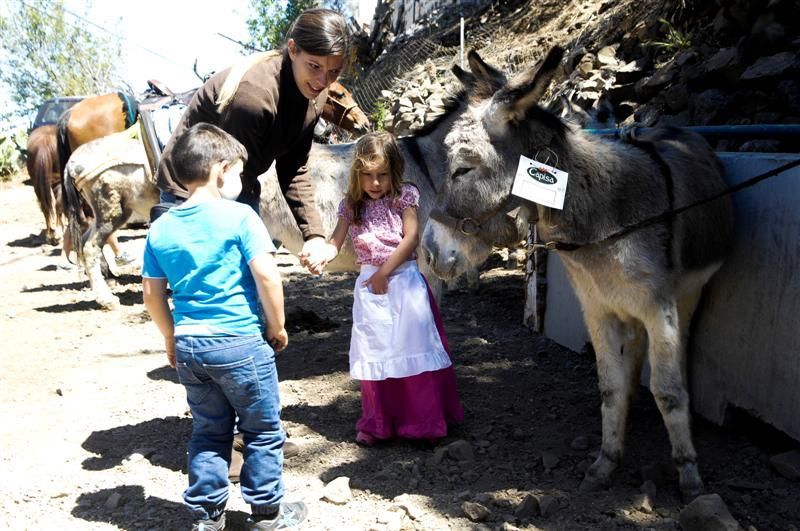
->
xmin=216 ymin=8 xmax=349 ymax=112
xmin=171 ymin=123 xmax=248 ymax=185
xmin=288 ymin=8 xmax=350 ymax=56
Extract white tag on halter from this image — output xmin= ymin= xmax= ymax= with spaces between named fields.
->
xmin=511 ymin=154 xmax=568 ymax=210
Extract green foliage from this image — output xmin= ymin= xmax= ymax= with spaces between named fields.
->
xmin=0 ymin=0 xmax=123 ymax=120
xmin=370 ymin=99 xmax=387 ymax=132
xmin=0 ymin=130 xmax=27 ymax=181
xmin=651 ymin=18 xmax=692 ymax=52
xmin=246 ymin=0 xmax=320 ymax=52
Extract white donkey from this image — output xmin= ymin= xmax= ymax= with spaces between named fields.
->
xmin=421 ymin=46 xmax=734 ymax=501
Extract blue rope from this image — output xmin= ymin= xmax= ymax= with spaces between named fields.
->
xmin=117 ymin=91 xmax=136 ymax=128
xmin=586 ymin=124 xmax=800 ymax=139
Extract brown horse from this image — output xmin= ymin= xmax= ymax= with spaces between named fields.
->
xmin=321 ymin=81 xmax=371 ymax=136
xmin=56 ymin=91 xmax=139 ymax=177
xmin=27 ymin=125 xmax=62 ymax=245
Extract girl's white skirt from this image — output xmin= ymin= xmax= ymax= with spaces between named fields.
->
xmin=350 ymin=261 xmax=452 ymax=381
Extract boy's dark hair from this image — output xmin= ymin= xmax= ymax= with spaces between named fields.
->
xmin=171 ymin=123 xmax=248 ymax=185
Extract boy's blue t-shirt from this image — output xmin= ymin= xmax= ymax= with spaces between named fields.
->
xmin=142 ymin=199 xmax=276 ymax=336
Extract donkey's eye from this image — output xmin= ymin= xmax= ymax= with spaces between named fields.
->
xmin=451 ymin=167 xmax=472 ymax=180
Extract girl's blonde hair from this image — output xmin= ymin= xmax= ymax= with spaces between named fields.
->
xmin=346 ymin=131 xmax=405 ymax=224
xmin=216 ymin=8 xmax=350 ymax=113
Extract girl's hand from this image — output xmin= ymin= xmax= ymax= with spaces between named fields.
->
xmin=363 ymin=272 xmax=388 ymax=294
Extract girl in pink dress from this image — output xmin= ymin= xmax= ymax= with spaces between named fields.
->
xmin=309 ymin=131 xmax=463 ymax=446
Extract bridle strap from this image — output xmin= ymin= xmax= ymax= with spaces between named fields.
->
xmin=330 ymin=97 xmax=358 ymax=128
xmin=428 ymin=208 xmax=483 ymax=237
xmin=429 ymin=192 xmax=521 ymax=243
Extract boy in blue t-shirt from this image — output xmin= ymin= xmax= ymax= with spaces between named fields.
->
xmin=142 ymin=123 xmax=307 ymax=531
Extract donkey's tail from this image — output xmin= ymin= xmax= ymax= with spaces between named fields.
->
xmin=62 ymin=162 xmax=88 ymax=264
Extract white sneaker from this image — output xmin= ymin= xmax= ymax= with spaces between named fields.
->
xmin=115 ymin=251 xmax=136 ymax=266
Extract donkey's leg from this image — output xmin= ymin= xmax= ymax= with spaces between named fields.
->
xmin=81 ymin=223 xmax=119 ymax=310
xmin=581 ymin=311 xmax=643 ymax=491
xmin=643 ymin=297 xmax=703 ymax=501
xmin=465 ymin=267 xmax=480 ymax=291
xmin=86 ymin=180 xmax=125 ymax=309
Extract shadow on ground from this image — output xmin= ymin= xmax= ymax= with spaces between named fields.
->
xmin=82 ymin=417 xmax=191 ymax=472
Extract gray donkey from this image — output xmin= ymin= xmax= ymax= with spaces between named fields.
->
xmin=421 ymin=46 xmax=734 ymax=500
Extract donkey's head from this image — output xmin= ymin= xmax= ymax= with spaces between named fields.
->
xmin=422 ymin=46 xmax=566 ymax=279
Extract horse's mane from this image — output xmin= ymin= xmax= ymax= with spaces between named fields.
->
xmin=216 ymin=50 xmax=282 ymax=113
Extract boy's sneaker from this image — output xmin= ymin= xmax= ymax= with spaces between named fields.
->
xmin=115 ymin=251 xmax=136 ymax=266
xmin=191 ymin=513 xmax=226 ymax=530
xmin=247 ymin=501 xmax=308 ymax=530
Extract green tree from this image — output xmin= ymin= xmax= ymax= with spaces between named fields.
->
xmin=246 ymin=0 xmax=320 ymax=52
xmin=0 ymin=0 xmax=123 ymax=118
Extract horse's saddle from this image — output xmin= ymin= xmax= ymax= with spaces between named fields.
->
xmin=140 ymin=80 xmax=197 ymax=112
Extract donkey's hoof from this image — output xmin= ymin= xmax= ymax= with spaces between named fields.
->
xmin=580 ymin=474 xmax=611 ymax=492
xmin=678 ymin=462 xmax=704 ymax=503
xmin=98 ymin=296 xmax=120 ymax=310
xmin=680 ymin=482 xmax=705 ymax=504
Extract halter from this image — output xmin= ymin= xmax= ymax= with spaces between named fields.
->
xmin=428 ymin=192 xmax=521 ymax=244
xmin=328 ymin=97 xmax=358 ymax=128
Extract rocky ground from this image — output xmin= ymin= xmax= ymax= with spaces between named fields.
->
xmin=1 ymin=171 xmax=800 ymax=530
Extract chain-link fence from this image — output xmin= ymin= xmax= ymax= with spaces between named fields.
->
xmin=350 ymin=2 xmax=550 ymax=116
xmin=352 ymin=33 xmax=455 ymax=115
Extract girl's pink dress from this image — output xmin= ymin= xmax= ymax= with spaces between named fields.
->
xmin=337 ymin=184 xmax=464 ymax=441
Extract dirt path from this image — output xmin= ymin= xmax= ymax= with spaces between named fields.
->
xmin=1 ymin=173 xmax=798 ymax=530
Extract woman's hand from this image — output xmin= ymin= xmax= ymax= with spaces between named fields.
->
xmin=299 ymin=236 xmax=329 ymax=274
xmin=363 ymin=271 xmax=388 ymax=294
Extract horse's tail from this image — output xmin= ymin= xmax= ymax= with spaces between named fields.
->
xmin=28 ymin=129 xmax=60 ymax=229
xmin=56 ymin=109 xmax=73 ymax=178
xmin=62 ymin=160 xmax=88 ymax=264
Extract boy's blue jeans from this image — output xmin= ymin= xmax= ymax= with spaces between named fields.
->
xmin=175 ymin=335 xmax=284 ymax=520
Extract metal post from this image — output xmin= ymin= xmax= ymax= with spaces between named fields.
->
xmin=460 ymin=16 xmax=465 ymax=69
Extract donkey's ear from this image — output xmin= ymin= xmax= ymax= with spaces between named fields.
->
xmin=452 ymin=64 xmax=476 ymax=88
xmin=467 ymin=50 xmax=506 ymax=89
xmin=498 ymin=46 xmax=564 ymax=122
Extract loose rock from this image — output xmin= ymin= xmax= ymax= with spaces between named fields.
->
xmin=679 ymin=494 xmax=741 ymax=531
xmin=321 ymin=476 xmax=352 ymax=505
xmin=462 ymin=501 xmax=491 ymax=522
